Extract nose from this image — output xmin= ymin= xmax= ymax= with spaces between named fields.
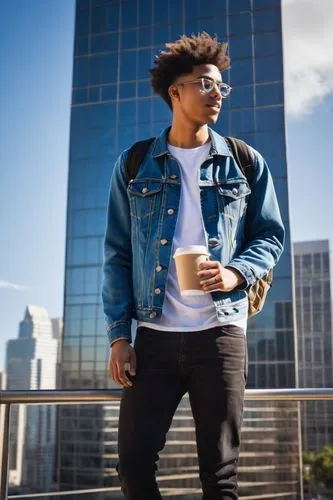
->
xmin=210 ymin=83 xmax=222 ymax=99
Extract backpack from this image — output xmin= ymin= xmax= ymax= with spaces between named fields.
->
xmin=125 ymin=136 xmax=273 ymax=319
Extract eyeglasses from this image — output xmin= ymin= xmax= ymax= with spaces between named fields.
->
xmin=177 ymin=77 xmax=232 ymax=98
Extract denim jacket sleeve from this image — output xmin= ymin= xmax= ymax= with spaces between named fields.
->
xmin=102 ymin=152 xmax=133 ymax=345
xmin=226 ymin=148 xmax=285 ymax=288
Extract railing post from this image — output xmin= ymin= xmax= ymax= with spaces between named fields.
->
xmin=0 ymin=404 xmax=11 ymax=500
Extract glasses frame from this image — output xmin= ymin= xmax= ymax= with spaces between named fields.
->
xmin=176 ymin=77 xmax=232 ymax=98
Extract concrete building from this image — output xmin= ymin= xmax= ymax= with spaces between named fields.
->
xmin=294 ymin=240 xmax=333 ymax=451
xmin=5 ymin=305 xmax=58 ymax=491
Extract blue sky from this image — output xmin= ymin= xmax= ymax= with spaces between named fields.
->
xmin=0 ymin=0 xmax=333 ymax=371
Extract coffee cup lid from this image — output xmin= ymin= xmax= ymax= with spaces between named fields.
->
xmin=173 ymin=245 xmax=210 ymax=258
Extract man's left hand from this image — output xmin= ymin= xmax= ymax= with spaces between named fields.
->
xmin=197 ymin=260 xmax=245 ymax=293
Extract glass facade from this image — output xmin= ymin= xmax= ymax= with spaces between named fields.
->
xmin=294 ymin=240 xmax=333 ymax=452
xmin=59 ymin=0 xmax=299 ymax=496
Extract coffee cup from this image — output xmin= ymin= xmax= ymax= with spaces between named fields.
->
xmin=173 ymin=245 xmax=210 ymax=296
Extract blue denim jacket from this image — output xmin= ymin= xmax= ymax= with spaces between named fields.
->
xmin=102 ymin=127 xmax=285 ymax=345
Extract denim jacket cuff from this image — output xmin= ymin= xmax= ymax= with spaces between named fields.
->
xmin=226 ymin=262 xmax=256 ymax=290
xmin=106 ymin=320 xmax=132 ymax=346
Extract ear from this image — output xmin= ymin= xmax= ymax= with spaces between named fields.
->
xmin=169 ymin=85 xmax=180 ymax=102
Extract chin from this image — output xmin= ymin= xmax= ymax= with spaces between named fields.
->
xmin=206 ymin=114 xmax=219 ymax=125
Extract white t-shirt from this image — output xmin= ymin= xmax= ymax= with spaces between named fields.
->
xmin=139 ymin=142 xmax=247 ymax=333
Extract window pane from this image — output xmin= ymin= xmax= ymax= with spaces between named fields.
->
xmin=102 ymin=85 xmax=117 ymax=101
xmin=121 ymin=2 xmax=138 ymax=29
xmin=138 ymin=25 xmax=152 ymax=47
xmin=229 ymin=12 xmax=252 ymax=35
xmin=230 ymin=86 xmax=254 ymax=109
xmin=73 ymin=57 xmax=89 ymax=86
xmin=75 ymin=37 xmax=89 ymax=57
xmin=229 ymin=0 xmax=251 ymax=12
xmin=152 ymin=98 xmax=172 ymax=123
xmin=119 ymin=102 xmax=136 ymax=126
xmin=73 ymin=88 xmax=87 ymax=105
xmin=254 ymin=8 xmax=281 ymax=32
xmin=230 ymin=35 xmax=253 ymax=60
xmin=231 ymin=58 xmax=253 ymax=85
xmin=256 ymin=56 xmax=283 ymax=84
xmin=120 ymin=51 xmax=137 ymax=81
xmin=91 ymin=5 xmax=119 ymax=34
xmin=255 ymin=32 xmax=282 ymax=57
xmin=256 ymin=83 xmax=283 ymax=106
xmin=153 ymin=0 xmax=168 ymax=23
xmin=230 ymin=109 xmax=255 ymax=134
xmin=88 ymin=87 xmax=100 ymax=103
xmin=198 ymin=16 xmax=227 ymax=38
xmin=139 ymin=0 xmax=153 ymax=25
xmin=138 ymin=81 xmax=152 ymax=98
xmin=137 ymin=50 xmax=152 ymax=79
xmin=256 ymin=107 xmax=284 ymax=132
xmin=121 ymin=30 xmax=137 ymax=50
xmin=91 ymin=33 xmax=118 ymax=54
xmin=119 ymin=83 xmax=136 ymax=99
xmin=153 ymin=23 xmax=168 ymax=45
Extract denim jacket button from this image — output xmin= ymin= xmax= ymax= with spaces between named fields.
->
xmin=149 ymin=312 xmax=157 ymax=319
xmin=142 ymin=187 xmax=149 ymax=194
xmin=167 ymin=208 xmax=175 ymax=215
xmin=154 ymin=288 xmax=161 ymax=295
xmin=169 ymin=174 xmax=178 ymax=180
xmin=160 ymin=238 xmax=168 ymax=246
xmin=232 ymin=188 xmax=238 ymax=196
xmin=156 ymin=265 xmax=162 ymax=272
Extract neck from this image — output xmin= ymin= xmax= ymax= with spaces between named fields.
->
xmin=168 ymin=121 xmax=210 ymax=148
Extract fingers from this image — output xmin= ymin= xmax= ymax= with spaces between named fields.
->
xmin=198 ymin=260 xmax=220 ymax=270
xmin=110 ymin=363 xmax=117 ymax=383
xmin=200 ymin=274 xmax=221 ymax=288
xmin=197 ymin=260 xmax=220 ymax=290
xmin=109 ymin=347 xmax=135 ymax=388
xmin=115 ymin=361 xmax=133 ymax=388
xmin=129 ymin=351 xmax=137 ymax=376
xmin=202 ymin=282 xmax=222 ymax=292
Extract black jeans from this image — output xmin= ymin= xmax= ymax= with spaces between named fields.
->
xmin=117 ymin=325 xmax=248 ymax=500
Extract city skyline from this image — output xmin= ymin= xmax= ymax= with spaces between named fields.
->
xmin=1 ymin=0 xmax=333 ymax=372
xmin=5 ymin=305 xmax=58 ymax=490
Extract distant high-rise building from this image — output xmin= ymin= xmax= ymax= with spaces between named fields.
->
xmin=51 ymin=317 xmax=63 ymax=362
xmin=59 ymin=1 xmax=300 ymax=497
xmin=0 ymin=371 xmax=6 ymax=475
xmin=294 ymin=240 xmax=333 ymax=450
xmin=51 ymin=318 xmax=63 ymax=341
xmin=5 ymin=306 xmax=58 ymax=490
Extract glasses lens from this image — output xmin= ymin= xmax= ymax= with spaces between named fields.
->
xmin=219 ymin=84 xmax=231 ymax=98
xmin=202 ymin=78 xmax=214 ymax=93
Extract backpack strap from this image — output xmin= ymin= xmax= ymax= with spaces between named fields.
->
xmin=125 ymin=138 xmax=156 ymax=182
xmin=224 ymin=136 xmax=255 ymax=185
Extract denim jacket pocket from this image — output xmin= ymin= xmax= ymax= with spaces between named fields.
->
xmin=217 ymin=180 xmax=251 ymax=222
xmin=128 ymin=180 xmax=163 ymax=219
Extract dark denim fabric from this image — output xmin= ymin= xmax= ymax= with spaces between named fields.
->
xmin=117 ymin=325 xmax=248 ymax=500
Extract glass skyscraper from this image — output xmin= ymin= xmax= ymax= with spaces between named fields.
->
xmin=294 ymin=240 xmax=333 ymax=451
xmin=59 ymin=0 xmax=300 ymax=497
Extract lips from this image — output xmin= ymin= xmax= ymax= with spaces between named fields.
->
xmin=206 ymin=102 xmax=221 ymax=112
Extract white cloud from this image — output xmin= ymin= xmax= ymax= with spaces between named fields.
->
xmin=0 ymin=280 xmax=31 ymax=292
xmin=282 ymin=0 xmax=333 ymax=118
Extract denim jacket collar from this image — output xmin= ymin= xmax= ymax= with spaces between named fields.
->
xmin=151 ymin=126 xmax=232 ymax=158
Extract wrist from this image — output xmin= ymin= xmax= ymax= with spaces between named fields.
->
xmin=226 ymin=266 xmax=245 ymax=286
xmin=110 ymin=338 xmax=130 ymax=348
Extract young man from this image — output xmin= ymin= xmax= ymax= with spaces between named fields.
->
xmin=102 ymin=33 xmax=284 ymax=500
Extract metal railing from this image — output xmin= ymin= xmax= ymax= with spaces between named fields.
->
xmin=1 ymin=388 xmax=333 ymax=500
